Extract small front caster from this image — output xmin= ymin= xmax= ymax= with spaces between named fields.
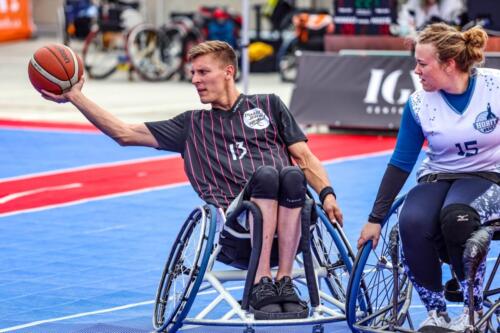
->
xmin=312 ymin=324 xmax=324 ymax=333
xmin=244 ymin=326 xmax=255 ymax=333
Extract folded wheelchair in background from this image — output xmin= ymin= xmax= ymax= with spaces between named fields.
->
xmin=152 ymin=198 xmax=357 ymax=333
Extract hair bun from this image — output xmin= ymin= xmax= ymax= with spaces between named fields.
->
xmin=463 ymin=26 xmax=488 ymax=49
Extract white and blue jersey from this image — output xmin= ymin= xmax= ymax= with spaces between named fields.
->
xmin=390 ymin=67 xmax=500 ymax=178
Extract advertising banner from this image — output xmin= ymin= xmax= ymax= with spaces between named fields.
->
xmin=333 ymin=0 xmax=397 ymax=35
xmin=290 ymin=53 xmax=500 ymax=130
xmin=0 ymin=0 xmax=34 ymax=42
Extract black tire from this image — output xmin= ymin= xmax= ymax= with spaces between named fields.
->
xmin=153 ymin=205 xmax=217 ymax=332
xmin=82 ymin=29 xmax=122 ymax=79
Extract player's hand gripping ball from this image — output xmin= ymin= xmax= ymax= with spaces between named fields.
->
xmin=28 ymin=44 xmax=83 ymax=95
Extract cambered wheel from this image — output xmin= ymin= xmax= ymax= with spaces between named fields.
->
xmin=153 ymin=205 xmax=217 ymax=332
xmin=310 ymin=205 xmax=357 ymax=310
xmin=346 ymin=196 xmax=413 ymax=333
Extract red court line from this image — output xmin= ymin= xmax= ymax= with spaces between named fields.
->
xmin=0 ymin=157 xmax=186 ymax=215
xmin=0 ymin=119 xmax=99 ymax=133
xmin=0 ymin=121 xmax=397 ymax=215
xmin=306 ymin=134 xmax=396 ymax=161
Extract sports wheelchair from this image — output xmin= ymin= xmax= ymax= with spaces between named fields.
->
xmin=345 ymin=195 xmax=499 ymax=333
xmin=152 ymin=197 xmax=356 ymax=332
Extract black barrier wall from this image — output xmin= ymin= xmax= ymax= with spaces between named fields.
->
xmin=290 ymin=52 xmax=500 ymax=130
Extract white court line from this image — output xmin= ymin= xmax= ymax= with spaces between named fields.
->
xmin=0 ymin=183 xmax=82 ymax=204
xmin=0 ymin=181 xmax=191 ymax=218
xmin=0 ymin=286 xmax=243 ymax=332
xmin=0 ymin=154 xmax=180 ymax=182
xmin=0 ymin=300 xmax=154 ymax=332
xmin=83 ymin=224 xmax=127 ymax=234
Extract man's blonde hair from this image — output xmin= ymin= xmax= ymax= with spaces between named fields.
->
xmin=188 ymin=40 xmax=238 ymax=78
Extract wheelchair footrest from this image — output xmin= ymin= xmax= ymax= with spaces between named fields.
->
xmin=312 ymin=324 xmax=324 ymax=333
xmin=418 ymin=327 xmax=455 ymax=333
xmin=249 ymin=306 xmax=309 ymax=320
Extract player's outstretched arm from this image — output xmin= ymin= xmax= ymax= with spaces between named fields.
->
xmin=41 ymin=78 xmax=159 ymax=148
xmin=288 ymin=141 xmax=343 ymax=226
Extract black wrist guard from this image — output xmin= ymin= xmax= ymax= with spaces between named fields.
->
xmin=319 ymin=186 xmax=336 ymax=205
xmin=368 ymin=213 xmax=383 ymax=224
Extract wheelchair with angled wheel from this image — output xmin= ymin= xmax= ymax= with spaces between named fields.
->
xmin=345 ymin=195 xmax=499 ymax=333
xmin=152 ymin=196 xmax=357 ymax=333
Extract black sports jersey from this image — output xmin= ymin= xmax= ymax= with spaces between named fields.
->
xmin=145 ymin=93 xmax=307 ymax=208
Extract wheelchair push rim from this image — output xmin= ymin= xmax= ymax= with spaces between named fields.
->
xmin=311 ymin=204 xmax=357 ymax=309
xmin=153 ymin=205 xmax=217 ymax=332
xmin=346 ymin=196 xmax=413 ymax=333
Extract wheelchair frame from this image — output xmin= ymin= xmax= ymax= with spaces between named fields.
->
xmin=346 ymin=195 xmax=500 ymax=333
xmin=153 ymin=199 xmax=357 ymax=333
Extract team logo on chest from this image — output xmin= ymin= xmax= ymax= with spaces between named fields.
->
xmin=243 ymin=108 xmax=270 ymax=130
xmin=473 ymin=103 xmax=498 ymax=134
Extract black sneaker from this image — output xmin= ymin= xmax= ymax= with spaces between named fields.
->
xmin=275 ymin=276 xmax=309 ymax=318
xmin=249 ymin=276 xmax=282 ymax=319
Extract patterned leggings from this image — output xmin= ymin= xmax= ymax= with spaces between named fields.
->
xmin=401 ymin=249 xmax=487 ymax=312
xmin=398 ymin=177 xmax=499 ymax=313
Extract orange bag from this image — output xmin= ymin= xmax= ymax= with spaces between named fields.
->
xmin=292 ymin=13 xmax=334 ymax=43
xmin=0 ymin=0 xmax=35 ymax=42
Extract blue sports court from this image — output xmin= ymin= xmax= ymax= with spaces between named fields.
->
xmin=2 ymin=123 xmax=497 ymax=332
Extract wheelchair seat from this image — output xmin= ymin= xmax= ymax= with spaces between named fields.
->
xmin=152 ymin=198 xmax=357 ymax=333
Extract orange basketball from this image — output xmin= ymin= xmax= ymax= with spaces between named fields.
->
xmin=28 ymin=44 xmax=83 ymax=95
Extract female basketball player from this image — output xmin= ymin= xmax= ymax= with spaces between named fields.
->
xmin=358 ymin=23 xmax=500 ymax=331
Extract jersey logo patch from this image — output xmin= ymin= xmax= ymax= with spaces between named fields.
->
xmin=243 ymin=108 xmax=270 ymax=130
xmin=473 ymin=103 xmax=498 ymax=134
